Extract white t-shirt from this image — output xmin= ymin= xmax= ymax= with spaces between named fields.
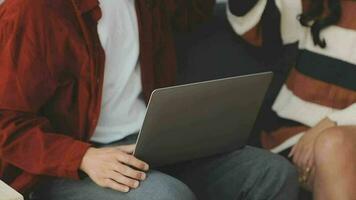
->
xmin=90 ymin=0 xmax=146 ymax=143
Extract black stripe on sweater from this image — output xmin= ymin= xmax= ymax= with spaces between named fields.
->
xmin=296 ymin=50 xmax=356 ymax=91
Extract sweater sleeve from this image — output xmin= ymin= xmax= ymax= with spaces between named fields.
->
xmin=0 ymin=1 xmax=91 ymax=180
xmin=328 ymin=104 xmax=356 ymax=126
xmin=227 ymin=0 xmax=302 ymax=47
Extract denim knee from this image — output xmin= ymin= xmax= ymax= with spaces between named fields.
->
xmin=239 ymin=148 xmax=299 ymax=200
xmin=262 ymin=154 xmax=299 ymax=200
xmin=127 ymin=171 xmax=196 ymax=200
xmin=267 ymin=154 xmax=298 ymax=183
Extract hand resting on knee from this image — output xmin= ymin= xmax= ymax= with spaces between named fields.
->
xmin=80 ymin=145 xmax=149 ymax=193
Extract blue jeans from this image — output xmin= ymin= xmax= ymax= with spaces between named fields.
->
xmin=30 ymin=136 xmax=298 ymax=200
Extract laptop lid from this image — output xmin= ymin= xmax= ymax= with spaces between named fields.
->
xmin=134 ymin=72 xmax=273 ymax=167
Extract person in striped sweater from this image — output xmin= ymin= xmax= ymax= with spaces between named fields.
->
xmin=228 ymin=0 xmax=356 ymax=199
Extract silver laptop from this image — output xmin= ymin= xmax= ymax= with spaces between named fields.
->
xmin=134 ymin=72 xmax=273 ymax=167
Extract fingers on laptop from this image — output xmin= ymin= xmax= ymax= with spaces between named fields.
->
xmin=101 ymin=152 xmax=149 ymax=192
xmin=117 ymin=144 xmax=136 ymax=154
xmin=116 ymin=150 xmax=149 ymax=171
xmin=102 ymin=156 xmax=148 ymax=192
xmin=111 ymin=163 xmax=147 ymax=181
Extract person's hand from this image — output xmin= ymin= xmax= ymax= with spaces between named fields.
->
xmin=289 ymin=118 xmax=336 ymax=172
xmin=299 ymin=166 xmax=315 ymax=191
xmin=80 ymin=144 xmax=149 ymax=192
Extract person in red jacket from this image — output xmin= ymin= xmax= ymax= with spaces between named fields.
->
xmin=0 ymin=0 xmax=298 ymax=199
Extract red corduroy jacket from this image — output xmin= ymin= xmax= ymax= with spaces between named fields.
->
xmin=0 ymin=0 xmax=214 ymax=193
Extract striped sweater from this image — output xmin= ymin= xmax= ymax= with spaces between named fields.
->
xmin=227 ymin=0 xmax=356 ymax=148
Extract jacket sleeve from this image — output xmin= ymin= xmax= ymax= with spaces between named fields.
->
xmin=0 ymin=2 xmax=91 ymax=179
xmin=166 ymin=0 xmax=216 ymax=31
xmin=227 ymin=0 xmax=302 ymax=47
